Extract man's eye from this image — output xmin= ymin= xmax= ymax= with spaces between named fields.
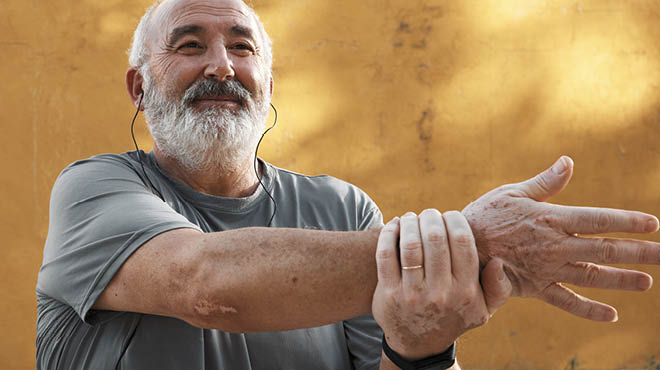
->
xmin=232 ymin=43 xmax=253 ymax=52
xmin=179 ymin=42 xmax=202 ymax=49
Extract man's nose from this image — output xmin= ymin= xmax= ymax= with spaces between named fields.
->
xmin=204 ymin=46 xmax=235 ymax=81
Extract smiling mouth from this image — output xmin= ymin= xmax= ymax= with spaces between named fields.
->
xmin=193 ymin=96 xmax=242 ymax=107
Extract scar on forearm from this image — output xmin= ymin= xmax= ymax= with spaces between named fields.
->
xmin=194 ymin=299 xmax=239 ymax=316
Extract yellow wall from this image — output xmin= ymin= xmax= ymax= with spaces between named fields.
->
xmin=2 ymin=0 xmax=659 ymax=368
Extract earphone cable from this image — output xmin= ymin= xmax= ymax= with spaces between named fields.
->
xmin=130 ymin=93 xmax=275 ymax=215
xmin=254 ymin=103 xmax=278 ymax=227
xmin=131 ymin=93 xmax=165 ymax=201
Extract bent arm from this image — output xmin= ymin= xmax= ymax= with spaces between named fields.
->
xmin=94 ymin=226 xmax=381 ymax=333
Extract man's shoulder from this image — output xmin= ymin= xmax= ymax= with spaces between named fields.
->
xmin=266 ymin=163 xmax=383 ymax=230
xmin=54 ymin=151 xmax=146 ymax=188
xmin=50 ymin=151 xmax=154 ymax=206
xmin=60 ymin=151 xmax=140 ymax=175
xmin=268 ymin=163 xmax=369 ymax=200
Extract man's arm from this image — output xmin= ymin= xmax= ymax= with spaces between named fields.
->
xmin=94 ymin=156 xmax=660 ymax=333
xmin=94 ymin=226 xmax=383 ymax=333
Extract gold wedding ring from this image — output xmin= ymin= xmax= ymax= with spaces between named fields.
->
xmin=402 ymin=265 xmax=423 ymax=270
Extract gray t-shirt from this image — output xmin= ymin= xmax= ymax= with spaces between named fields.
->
xmin=36 ymin=151 xmax=384 ymax=370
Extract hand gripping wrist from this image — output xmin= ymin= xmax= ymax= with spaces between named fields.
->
xmin=382 ymin=335 xmax=456 ymax=370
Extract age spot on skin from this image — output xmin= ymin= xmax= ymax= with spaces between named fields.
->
xmin=423 ymin=302 xmax=441 ymax=315
xmin=291 ymin=277 xmax=298 ymax=284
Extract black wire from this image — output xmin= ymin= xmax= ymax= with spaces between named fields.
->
xmin=130 ymin=94 xmax=277 ymax=220
xmin=254 ymin=103 xmax=278 ymax=227
xmin=130 ymin=93 xmax=165 ymax=201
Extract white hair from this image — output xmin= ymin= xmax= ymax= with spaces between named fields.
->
xmin=127 ymin=0 xmax=273 ymax=76
xmin=128 ymin=3 xmax=159 ymax=71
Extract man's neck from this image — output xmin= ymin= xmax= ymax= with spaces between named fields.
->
xmin=152 ymin=146 xmax=262 ymax=198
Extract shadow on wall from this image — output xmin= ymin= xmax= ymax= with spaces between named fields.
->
xmin=252 ymin=0 xmax=660 ymax=221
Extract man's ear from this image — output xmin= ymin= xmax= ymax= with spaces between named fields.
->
xmin=126 ymin=68 xmax=145 ymax=110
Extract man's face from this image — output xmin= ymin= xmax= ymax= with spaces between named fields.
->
xmin=141 ymin=0 xmax=272 ymax=172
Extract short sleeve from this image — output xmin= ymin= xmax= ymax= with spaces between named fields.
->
xmin=37 ymin=155 xmax=200 ymax=324
xmin=359 ymin=206 xmax=384 ymax=231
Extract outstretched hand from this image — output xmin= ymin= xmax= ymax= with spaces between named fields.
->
xmin=462 ymin=156 xmax=660 ymax=322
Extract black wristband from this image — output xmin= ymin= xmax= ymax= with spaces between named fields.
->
xmin=382 ymin=335 xmax=456 ymax=370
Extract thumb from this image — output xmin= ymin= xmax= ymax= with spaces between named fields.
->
xmin=481 ymin=258 xmax=512 ymax=315
xmin=516 ymin=156 xmax=574 ymax=202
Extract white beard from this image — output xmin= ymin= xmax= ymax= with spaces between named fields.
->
xmin=141 ymin=72 xmax=269 ymax=173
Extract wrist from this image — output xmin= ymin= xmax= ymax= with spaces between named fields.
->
xmin=382 ymin=335 xmax=456 ymax=370
xmin=386 ymin=340 xmax=454 ymax=361
xmin=461 ymin=208 xmax=489 ymax=267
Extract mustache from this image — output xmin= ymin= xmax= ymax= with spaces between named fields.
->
xmin=181 ymin=79 xmax=251 ymax=106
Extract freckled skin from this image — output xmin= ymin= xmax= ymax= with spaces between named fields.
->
xmin=460 ymin=158 xmax=659 ymax=323
xmin=465 ymin=195 xmax=571 ymax=297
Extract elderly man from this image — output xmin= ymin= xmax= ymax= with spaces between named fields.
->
xmin=36 ymin=0 xmax=660 ymax=369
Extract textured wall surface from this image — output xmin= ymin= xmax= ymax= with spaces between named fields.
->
xmin=2 ymin=0 xmax=660 ymax=369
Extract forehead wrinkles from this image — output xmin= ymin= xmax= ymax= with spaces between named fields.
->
xmin=148 ymin=3 xmax=264 ymax=66
xmin=157 ymin=1 xmax=255 ymax=37
xmin=180 ymin=2 xmax=250 ymax=17
xmin=173 ymin=6 xmax=251 ymax=24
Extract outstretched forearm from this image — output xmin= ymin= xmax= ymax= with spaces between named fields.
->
xmin=189 ymin=227 xmax=382 ymax=332
xmin=95 ymin=226 xmax=382 ymax=333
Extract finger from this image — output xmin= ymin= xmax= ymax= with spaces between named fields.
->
xmin=540 ymin=283 xmax=618 ymax=322
xmin=515 ymin=156 xmax=574 ymax=202
xmin=554 ymin=206 xmax=659 ymax=234
xmin=554 ymin=262 xmax=653 ymax=291
xmin=419 ymin=209 xmax=450 ymax=285
xmin=480 ymin=258 xmax=513 ymax=315
xmin=399 ymin=212 xmax=425 ymax=289
xmin=563 ymin=237 xmax=660 ymax=265
xmin=443 ymin=211 xmax=479 ymax=282
xmin=376 ymin=218 xmax=402 ymax=288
